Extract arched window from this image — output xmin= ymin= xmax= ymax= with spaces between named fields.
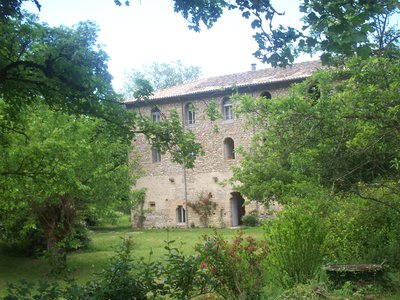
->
xmin=185 ymin=102 xmax=195 ymax=125
xmin=151 ymin=107 xmax=161 ymax=122
xmin=260 ymin=91 xmax=272 ymax=99
xmin=177 ymin=206 xmax=186 ymax=223
xmin=222 ymin=97 xmax=233 ymax=120
xmin=224 ymin=137 xmax=235 ymax=160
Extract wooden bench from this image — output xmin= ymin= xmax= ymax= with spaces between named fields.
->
xmin=324 ymin=263 xmax=386 ymax=285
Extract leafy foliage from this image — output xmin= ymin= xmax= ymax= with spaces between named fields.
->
xmin=325 ymin=195 xmax=400 ymax=267
xmin=5 ymin=232 xmax=267 ymax=300
xmin=8 ymin=1 xmax=399 ymax=67
xmin=232 ymin=55 xmax=400 ymax=287
xmin=172 ymin=0 xmax=400 ymax=66
xmin=187 ymin=192 xmax=217 ymax=227
xmin=0 ymin=101 xmax=135 ymax=270
xmin=195 ymin=230 xmax=268 ymax=300
xmin=130 ymin=188 xmax=147 ymax=228
xmin=264 ymin=198 xmax=327 ymax=288
xmin=232 ymin=56 xmax=400 ymax=207
xmin=136 ymin=109 xmax=204 ymax=168
xmin=241 ymin=214 xmax=259 ymax=227
xmin=0 ymin=11 xmax=203 ymax=270
xmin=122 ymin=60 xmax=201 ymax=97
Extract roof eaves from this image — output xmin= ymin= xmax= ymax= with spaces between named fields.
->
xmin=125 ymin=74 xmax=310 ymax=105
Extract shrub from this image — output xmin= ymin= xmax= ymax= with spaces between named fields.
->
xmin=195 ymin=230 xmax=268 ymax=299
xmin=188 ymin=192 xmax=217 ymax=227
xmin=4 ymin=237 xmax=214 ymax=300
xmin=264 ymin=201 xmax=327 ymax=288
xmin=241 ymin=214 xmax=259 ymax=227
xmin=4 ymin=231 xmax=269 ymax=299
xmin=325 ymin=195 xmax=400 ymax=268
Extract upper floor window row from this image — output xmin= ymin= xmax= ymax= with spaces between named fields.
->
xmin=151 ymin=92 xmax=272 ymax=125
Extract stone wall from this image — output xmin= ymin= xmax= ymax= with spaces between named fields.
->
xmin=130 ymin=85 xmax=290 ymax=228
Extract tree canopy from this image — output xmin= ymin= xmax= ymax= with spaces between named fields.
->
xmin=231 ymin=56 xmax=400 ymax=211
xmin=0 ymin=6 xmax=202 ymax=268
xmin=122 ymin=60 xmax=201 ymax=98
xmin=0 ymin=100 xmax=135 ymax=266
xmin=8 ymin=0 xmax=400 ymax=67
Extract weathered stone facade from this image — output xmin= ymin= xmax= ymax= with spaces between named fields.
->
xmin=126 ymin=61 xmax=320 ymax=228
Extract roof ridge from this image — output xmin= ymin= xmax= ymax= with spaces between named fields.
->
xmin=125 ymin=60 xmax=321 ymax=104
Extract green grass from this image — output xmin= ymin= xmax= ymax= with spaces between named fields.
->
xmin=0 ymin=215 xmax=263 ymax=295
xmin=1 ymin=217 xmax=400 ymax=299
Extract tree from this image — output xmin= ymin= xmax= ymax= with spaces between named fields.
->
xmin=0 ymin=100 xmax=136 ymax=269
xmin=231 ymin=56 xmax=400 ymax=211
xmin=0 ymin=11 xmax=201 ymax=163
xmin=171 ymin=0 xmax=400 ymax=66
xmin=0 ymin=11 xmax=202 ymax=269
xmin=122 ymin=60 xmax=201 ymax=97
xmin=8 ymin=1 xmax=400 ymax=67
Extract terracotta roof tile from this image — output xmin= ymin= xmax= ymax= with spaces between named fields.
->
xmin=125 ymin=60 xmax=321 ymax=103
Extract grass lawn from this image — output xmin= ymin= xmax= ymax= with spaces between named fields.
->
xmin=0 ymin=214 xmax=264 ymax=295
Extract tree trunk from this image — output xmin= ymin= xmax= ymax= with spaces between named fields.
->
xmin=36 ymin=194 xmax=76 ymax=274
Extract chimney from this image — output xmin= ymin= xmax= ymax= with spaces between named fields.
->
xmin=251 ymin=63 xmax=257 ymax=71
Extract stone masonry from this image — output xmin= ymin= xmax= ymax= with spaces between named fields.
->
xmin=125 ymin=61 xmax=321 ymax=228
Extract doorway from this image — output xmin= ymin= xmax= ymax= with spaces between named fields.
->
xmin=230 ymin=192 xmax=245 ymax=227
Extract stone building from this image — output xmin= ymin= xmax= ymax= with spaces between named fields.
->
xmin=125 ymin=61 xmax=320 ymax=228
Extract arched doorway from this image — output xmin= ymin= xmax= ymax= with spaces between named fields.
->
xmin=230 ymin=192 xmax=245 ymax=227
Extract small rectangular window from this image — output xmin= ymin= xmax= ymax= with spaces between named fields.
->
xmin=152 ymin=147 xmax=161 ymax=163
xmin=223 ymin=98 xmax=233 ymax=120
xmin=177 ymin=206 xmax=186 ymax=223
xmin=152 ymin=108 xmax=161 ymax=122
xmin=185 ymin=103 xmax=196 ymax=125
xmin=149 ymin=201 xmax=156 ymax=210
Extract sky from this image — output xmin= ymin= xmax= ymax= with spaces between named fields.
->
xmin=24 ymin=0 xmax=306 ymax=91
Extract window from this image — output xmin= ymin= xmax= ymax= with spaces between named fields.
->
xmin=185 ymin=102 xmax=195 ymax=125
xmin=222 ymin=98 xmax=233 ymax=120
xmin=149 ymin=201 xmax=156 ymax=210
xmin=177 ymin=206 xmax=186 ymax=223
xmin=151 ymin=107 xmax=161 ymax=122
xmin=224 ymin=137 xmax=235 ymax=160
xmin=152 ymin=147 xmax=161 ymax=163
xmin=260 ymin=91 xmax=272 ymax=99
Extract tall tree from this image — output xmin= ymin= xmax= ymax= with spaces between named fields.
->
xmin=231 ymin=56 xmax=400 ymax=211
xmin=0 ymin=11 xmax=202 ymax=268
xmin=8 ymin=1 xmax=400 ymax=67
xmin=122 ymin=60 xmax=201 ymax=97
xmin=0 ymin=100 xmax=135 ymax=268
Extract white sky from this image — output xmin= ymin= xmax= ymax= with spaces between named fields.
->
xmin=24 ymin=0 xmax=306 ymax=91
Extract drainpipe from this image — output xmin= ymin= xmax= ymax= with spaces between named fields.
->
xmin=181 ymin=101 xmax=189 ymax=228
xmin=251 ymin=91 xmax=260 ymax=217
xmin=183 ymin=167 xmax=188 ymax=228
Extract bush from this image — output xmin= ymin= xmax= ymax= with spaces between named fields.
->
xmin=187 ymin=192 xmax=217 ymax=227
xmin=241 ymin=214 xmax=259 ymax=227
xmin=264 ymin=201 xmax=327 ymax=288
xmin=196 ymin=230 xmax=268 ymax=299
xmin=4 ymin=237 xmax=214 ymax=300
xmin=4 ymin=231 xmax=269 ymax=299
xmin=325 ymin=195 xmax=400 ymax=268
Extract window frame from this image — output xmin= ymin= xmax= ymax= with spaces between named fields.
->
xmin=222 ymin=98 xmax=233 ymax=121
xmin=151 ymin=147 xmax=161 ymax=163
xmin=224 ymin=137 xmax=235 ymax=160
xmin=184 ymin=102 xmax=196 ymax=125
xmin=151 ymin=107 xmax=161 ymax=123
xmin=176 ymin=205 xmax=186 ymax=224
